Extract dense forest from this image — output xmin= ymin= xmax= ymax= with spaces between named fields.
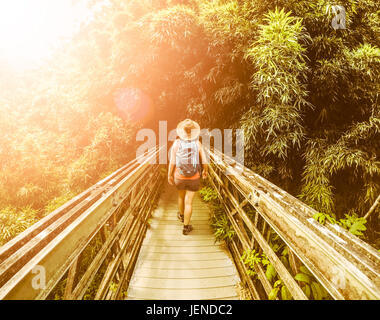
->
xmin=0 ymin=0 xmax=379 ymax=249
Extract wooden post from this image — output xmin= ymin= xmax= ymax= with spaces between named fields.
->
xmin=364 ymin=194 xmax=380 ymax=220
xmin=63 ymin=257 xmax=80 ymax=300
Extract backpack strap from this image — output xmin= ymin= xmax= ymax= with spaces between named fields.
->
xmin=191 ymin=140 xmax=198 ymax=168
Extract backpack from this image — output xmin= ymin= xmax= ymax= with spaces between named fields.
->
xmin=175 ymin=139 xmax=200 ymax=177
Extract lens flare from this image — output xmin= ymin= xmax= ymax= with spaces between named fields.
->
xmin=114 ymin=88 xmax=153 ymax=123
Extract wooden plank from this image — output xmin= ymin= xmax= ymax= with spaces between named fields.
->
xmin=135 ymin=267 xmax=237 ymax=279
xmin=150 ymin=216 xmax=210 ymax=222
xmin=142 ymin=240 xmax=217 ymax=247
xmin=137 ymin=252 xmax=227 ymax=261
xmin=140 ymin=245 xmax=225 ymax=254
xmin=155 ymin=207 xmax=210 ymax=212
xmin=63 ymin=257 xmax=79 ymax=300
xmin=146 ymin=228 xmax=213 ymax=236
xmin=127 ymin=286 xmax=238 ymax=300
xmin=152 ymin=210 xmax=210 ymax=215
xmin=130 ymin=276 xmax=238 ymax=289
xmin=144 ymin=234 xmax=215 ymax=241
xmin=136 ymin=259 xmax=233 ymax=270
xmin=151 ymin=213 xmax=210 ymax=219
xmin=159 ymin=203 xmax=208 ymax=208
xmin=149 ymin=221 xmax=211 ymax=228
xmin=127 ymin=185 xmax=241 ymax=300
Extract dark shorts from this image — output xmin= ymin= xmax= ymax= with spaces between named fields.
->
xmin=174 ymin=177 xmax=200 ymax=192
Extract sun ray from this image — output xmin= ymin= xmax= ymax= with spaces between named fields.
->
xmin=0 ymin=0 xmax=91 ymax=69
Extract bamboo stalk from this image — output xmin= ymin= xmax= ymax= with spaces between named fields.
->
xmin=364 ymin=195 xmax=380 ymax=220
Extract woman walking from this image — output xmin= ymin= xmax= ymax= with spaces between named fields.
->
xmin=168 ymin=119 xmax=208 ymax=235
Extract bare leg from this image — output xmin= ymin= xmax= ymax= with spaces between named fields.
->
xmin=178 ymin=190 xmax=186 ymax=216
xmin=184 ymin=191 xmax=196 ymax=226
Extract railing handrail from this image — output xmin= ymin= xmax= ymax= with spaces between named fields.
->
xmin=0 ymin=147 xmax=157 ymax=263
xmin=206 ymin=147 xmax=380 ymax=300
xmin=1 ymin=145 xmax=378 ymax=300
xmin=0 ymin=147 xmax=162 ymax=300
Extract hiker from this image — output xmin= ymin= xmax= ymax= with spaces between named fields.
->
xmin=168 ymin=119 xmax=208 ymax=235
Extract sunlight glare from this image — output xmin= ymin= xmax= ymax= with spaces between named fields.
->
xmin=0 ymin=0 xmax=90 ymax=69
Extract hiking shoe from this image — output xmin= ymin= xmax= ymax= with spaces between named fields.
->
xmin=183 ymin=225 xmax=193 ymax=235
xmin=177 ymin=212 xmax=184 ymax=223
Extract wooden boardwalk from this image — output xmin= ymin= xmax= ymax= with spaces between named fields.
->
xmin=126 ymin=186 xmax=240 ymax=300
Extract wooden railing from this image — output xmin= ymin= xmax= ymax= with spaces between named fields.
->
xmin=1 ymin=146 xmax=379 ymax=300
xmin=207 ymin=148 xmax=380 ymax=300
xmin=0 ymin=148 xmax=163 ymax=300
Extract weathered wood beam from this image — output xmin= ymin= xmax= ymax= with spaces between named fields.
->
xmin=208 ymin=149 xmax=380 ymax=300
xmin=0 ymin=150 xmax=161 ymax=300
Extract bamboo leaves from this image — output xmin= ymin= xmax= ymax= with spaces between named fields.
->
xmin=242 ymin=8 xmax=310 ymax=161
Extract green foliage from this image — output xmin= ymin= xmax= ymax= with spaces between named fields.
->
xmin=109 ymin=282 xmax=118 ymax=293
xmin=243 ymin=228 xmax=331 ymax=300
xmin=0 ymin=1 xmax=378 ymax=234
xmin=342 ymin=214 xmax=367 ymax=237
xmin=294 ymin=272 xmax=312 ymax=284
xmin=0 ymin=207 xmax=38 ymax=246
xmin=67 ymin=112 xmax=134 ymax=192
xmin=199 ymin=186 xmax=218 ymax=202
xmin=0 ymin=0 xmax=378 ymax=299
xmin=269 ymin=279 xmax=292 ymax=300
xmin=313 ymin=211 xmax=368 ymax=239
xmin=113 ymin=0 xmax=379 ymax=234
xmin=0 ymin=0 xmax=139 ymax=245
xmin=265 ymin=264 xmax=277 ymax=283
xmin=240 ymin=248 xmax=282 ymax=288
xmin=281 ymin=284 xmax=292 ymax=300
xmin=313 ymin=211 xmax=338 ymax=225
xmin=212 ymin=212 xmax=236 ymax=243
xmin=243 ymin=8 xmax=311 ymax=160
xmin=199 ymin=185 xmax=235 ymax=243
xmin=150 ymin=5 xmax=199 ymax=49
xmin=294 ymin=265 xmax=330 ymax=300
xmin=130 ymin=0 xmax=380 ymax=233
xmin=44 ymin=192 xmax=76 ymax=216
xmin=240 ymin=249 xmax=261 ymax=277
